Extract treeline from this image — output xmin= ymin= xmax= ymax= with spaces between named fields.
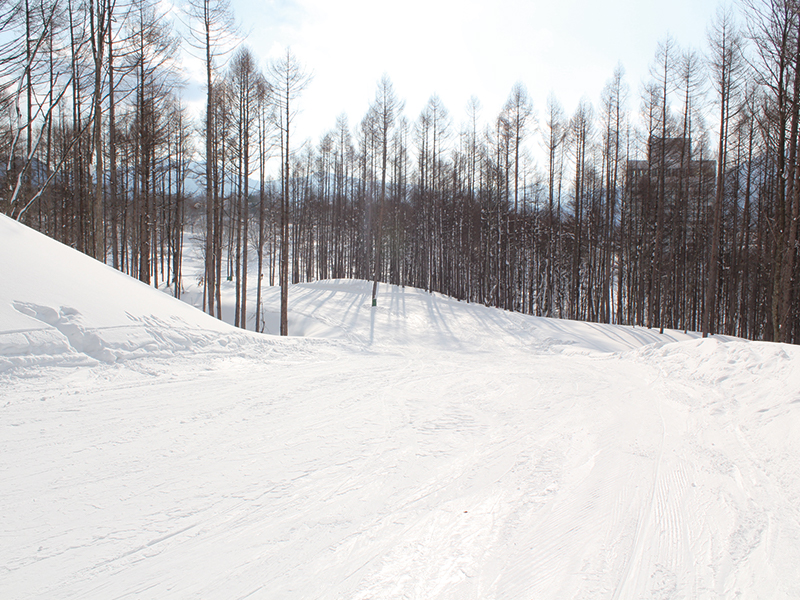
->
xmin=0 ymin=0 xmax=190 ymax=285
xmin=2 ymin=0 xmax=800 ymax=343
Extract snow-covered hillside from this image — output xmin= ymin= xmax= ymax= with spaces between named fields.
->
xmin=2 ymin=213 xmax=800 ymax=599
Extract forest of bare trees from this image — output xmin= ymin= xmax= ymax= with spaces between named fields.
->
xmin=2 ymin=0 xmax=800 ymax=343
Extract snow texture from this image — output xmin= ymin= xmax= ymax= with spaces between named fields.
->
xmin=2 ymin=213 xmax=800 ymax=599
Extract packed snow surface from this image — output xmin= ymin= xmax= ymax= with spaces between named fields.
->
xmin=2 ymin=214 xmax=800 ymax=599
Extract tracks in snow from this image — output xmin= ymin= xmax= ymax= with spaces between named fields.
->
xmin=612 ymin=373 xmax=668 ymax=600
xmin=5 ymin=315 xmax=800 ymax=598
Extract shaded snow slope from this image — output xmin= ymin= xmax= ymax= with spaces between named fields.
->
xmin=0 ymin=215 xmax=244 ymax=372
xmin=279 ymin=279 xmax=702 ymax=353
xmin=3 ymin=217 xmax=800 ymax=599
xmin=171 ymin=229 xmax=706 ymax=353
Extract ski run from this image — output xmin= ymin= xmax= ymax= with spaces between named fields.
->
xmin=2 ymin=213 xmax=800 ymax=599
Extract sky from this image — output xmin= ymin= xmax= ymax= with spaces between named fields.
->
xmin=182 ymin=0 xmax=725 ymax=158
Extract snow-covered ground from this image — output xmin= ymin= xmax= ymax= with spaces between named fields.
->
xmin=2 ymin=213 xmax=800 ymax=599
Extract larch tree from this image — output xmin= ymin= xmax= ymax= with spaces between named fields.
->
xmin=184 ymin=0 xmax=235 ymax=317
xmin=4 ymin=0 xmax=72 ymax=223
xmin=703 ymin=6 xmax=743 ymax=338
xmin=649 ymin=35 xmax=677 ymax=332
xmin=254 ymin=75 xmax=272 ymax=333
xmin=268 ymin=47 xmax=309 ymax=336
xmin=125 ymin=0 xmax=179 ymax=284
xmin=503 ymin=82 xmax=534 ymax=214
xmin=542 ymin=93 xmax=566 ymax=318
xmin=599 ymin=65 xmax=627 ymax=324
xmin=88 ymin=0 xmax=111 ymax=260
xmin=228 ymin=46 xmax=261 ymax=329
xmin=674 ymin=48 xmax=704 ymax=332
xmin=370 ymin=75 xmax=402 ymax=307
xmin=743 ymin=0 xmax=796 ymax=341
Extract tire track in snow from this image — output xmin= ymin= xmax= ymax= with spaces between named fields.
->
xmin=611 ymin=373 xmax=666 ymax=600
xmin=480 ymin=359 xmax=660 ymax=599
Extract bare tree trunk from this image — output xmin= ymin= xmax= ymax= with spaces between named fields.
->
xmin=90 ymin=0 xmax=105 ymax=261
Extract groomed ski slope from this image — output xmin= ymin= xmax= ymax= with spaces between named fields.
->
xmin=2 ymin=213 xmax=800 ymax=599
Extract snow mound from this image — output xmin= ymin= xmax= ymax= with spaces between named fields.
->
xmin=0 ymin=214 xmax=244 ymax=372
xmin=638 ymin=335 xmax=799 ymax=385
xmin=174 ymin=256 xmax=685 ymax=353
xmin=1 ymin=210 xmax=702 ymax=372
xmin=241 ymin=278 xmax=704 ymax=355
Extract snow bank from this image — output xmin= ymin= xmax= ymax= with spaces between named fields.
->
xmin=285 ymin=279 xmax=703 ymax=354
xmin=0 ymin=214 xmax=247 ymax=372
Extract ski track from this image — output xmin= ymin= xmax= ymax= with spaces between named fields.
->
xmin=4 ymin=304 xmax=800 ymax=599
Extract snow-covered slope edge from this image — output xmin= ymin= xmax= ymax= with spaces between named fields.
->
xmin=281 ymin=279 xmax=706 ymax=354
xmin=0 ymin=215 xmax=255 ymax=371
xmin=1 ymin=211 xmax=707 ymax=372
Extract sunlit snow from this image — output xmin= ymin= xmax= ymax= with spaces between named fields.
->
xmin=2 ymin=213 xmax=800 ymax=599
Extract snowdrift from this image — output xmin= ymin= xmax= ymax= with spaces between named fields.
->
xmin=0 ymin=214 xmax=246 ymax=372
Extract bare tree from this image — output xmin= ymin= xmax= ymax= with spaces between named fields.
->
xmin=649 ymin=35 xmax=677 ymax=331
xmin=4 ymin=0 xmax=75 ymax=222
xmin=542 ymin=93 xmax=566 ymax=317
xmin=268 ymin=47 xmax=309 ymax=336
xmin=370 ymin=75 xmax=402 ymax=307
xmin=254 ymin=75 xmax=272 ymax=333
xmin=600 ymin=65 xmax=627 ymax=323
xmin=743 ymin=0 xmax=797 ymax=341
xmin=673 ymin=49 xmax=704 ymax=331
xmin=703 ymin=6 xmax=743 ymax=337
xmin=503 ymin=82 xmax=534 ymax=213
xmin=228 ymin=45 xmax=261 ymax=328
xmin=184 ymin=0 xmax=235 ymax=316
xmin=88 ymin=0 xmax=111 ymax=260
xmin=125 ymin=0 xmax=179 ymax=284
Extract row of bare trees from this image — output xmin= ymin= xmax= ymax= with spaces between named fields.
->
xmin=1 ymin=0 xmax=188 ymax=285
xmin=249 ymin=2 xmax=799 ymax=343
xmin=2 ymin=0 xmax=799 ymax=343
xmin=0 ymin=0 xmax=306 ymax=334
